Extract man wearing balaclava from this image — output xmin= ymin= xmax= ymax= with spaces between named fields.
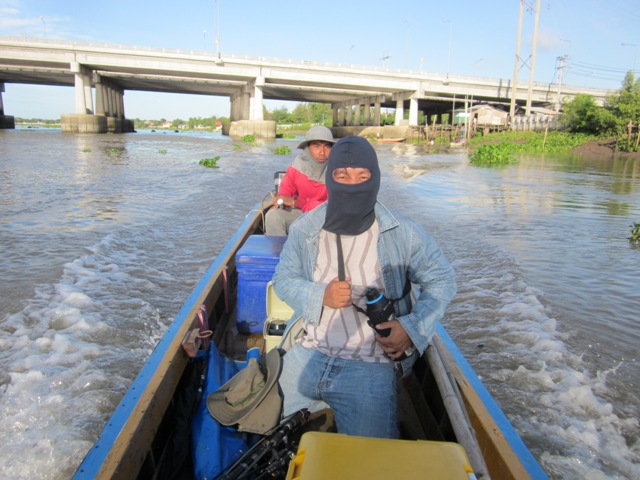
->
xmin=273 ymin=136 xmax=457 ymax=439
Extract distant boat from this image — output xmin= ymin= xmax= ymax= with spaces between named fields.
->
xmin=378 ymin=138 xmax=406 ymax=143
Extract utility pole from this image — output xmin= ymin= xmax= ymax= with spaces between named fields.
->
xmin=525 ymin=0 xmax=541 ymax=116
xmin=509 ymin=0 xmax=524 ymax=124
xmin=214 ymin=0 xmax=221 ymax=57
xmin=556 ymin=55 xmax=568 ymax=111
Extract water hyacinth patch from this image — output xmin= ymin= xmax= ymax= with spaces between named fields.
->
xmin=272 ymin=146 xmax=291 ymax=155
xmin=629 ymin=222 xmax=640 ymax=244
xmin=199 ymin=156 xmax=220 ymax=169
xmin=469 ymin=143 xmax=518 ymax=166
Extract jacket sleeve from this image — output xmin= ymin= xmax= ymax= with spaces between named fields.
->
xmin=277 ymin=166 xmax=299 ymax=198
xmin=272 ymin=228 xmax=325 ymax=325
xmin=395 ymin=223 xmax=457 ymax=354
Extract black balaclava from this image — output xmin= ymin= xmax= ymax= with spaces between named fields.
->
xmin=323 ymin=136 xmax=380 ymax=235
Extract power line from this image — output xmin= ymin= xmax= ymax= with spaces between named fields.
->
xmin=570 ymin=60 xmax=632 ymax=74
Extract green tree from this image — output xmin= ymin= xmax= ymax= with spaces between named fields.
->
xmin=605 ymin=71 xmax=640 ymax=151
xmin=309 ymin=103 xmax=332 ymax=125
xmin=559 ymin=93 xmax=615 ymax=135
xmin=606 ymin=71 xmax=640 ymax=127
xmin=380 ymin=111 xmax=395 ymax=125
xmin=292 ymin=103 xmax=312 ymax=124
xmin=271 ymin=106 xmax=292 ymax=124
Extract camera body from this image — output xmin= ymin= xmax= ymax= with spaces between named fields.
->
xmin=364 ymin=287 xmax=394 ymax=337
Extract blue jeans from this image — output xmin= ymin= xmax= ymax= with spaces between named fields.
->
xmin=279 ymin=345 xmax=398 ymax=438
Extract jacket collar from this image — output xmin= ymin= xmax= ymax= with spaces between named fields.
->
xmin=294 ymin=201 xmax=399 ymax=237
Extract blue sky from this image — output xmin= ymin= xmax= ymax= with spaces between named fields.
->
xmin=1 ymin=0 xmax=639 ymax=119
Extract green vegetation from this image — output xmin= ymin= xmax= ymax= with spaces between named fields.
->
xmin=469 ymin=143 xmax=518 ymax=166
xmin=105 ymin=147 xmax=125 ymax=156
xmin=270 ymin=103 xmax=332 ymax=126
xmin=560 ymin=71 xmax=640 ymax=152
xmin=629 ymin=222 xmax=640 ymax=244
xmin=242 ymin=134 xmax=256 ymax=143
xmin=158 ymin=149 xmax=167 ymax=154
xmin=471 ymin=130 xmax=595 ymax=153
xmin=133 ymin=116 xmax=228 ymax=131
xmin=199 ymin=156 xmax=220 ymax=169
xmin=272 ymin=145 xmax=291 ymax=155
xmin=82 ymin=147 xmax=92 ymax=153
xmin=16 ymin=118 xmax=60 ymax=127
xmin=469 ymin=130 xmax=597 ymax=166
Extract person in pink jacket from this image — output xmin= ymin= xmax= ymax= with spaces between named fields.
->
xmin=265 ymin=126 xmax=336 ymax=235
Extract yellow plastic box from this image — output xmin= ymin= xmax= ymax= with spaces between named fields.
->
xmin=286 ymin=432 xmax=476 ymax=480
xmin=264 ymin=281 xmax=294 ymax=351
xmin=266 ymin=280 xmax=294 ymax=320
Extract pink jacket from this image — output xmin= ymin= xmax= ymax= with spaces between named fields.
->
xmin=278 ymin=165 xmax=327 ymax=212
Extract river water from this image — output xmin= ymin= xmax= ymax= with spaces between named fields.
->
xmin=0 ymin=128 xmax=638 ymax=479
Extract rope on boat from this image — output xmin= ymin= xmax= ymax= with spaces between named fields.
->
xmin=427 ymin=334 xmax=491 ymax=479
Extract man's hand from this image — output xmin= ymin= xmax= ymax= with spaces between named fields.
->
xmin=375 ymin=321 xmax=412 ymax=359
xmin=322 ymin=277 xmax=352 ymax=308
xmin=272 ymin=195 xmax=295 ymax=208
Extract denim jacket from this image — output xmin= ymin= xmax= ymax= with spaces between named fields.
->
xmin=272 ymin=201 xmax=457 ymax=374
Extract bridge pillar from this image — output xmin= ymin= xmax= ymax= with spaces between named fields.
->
xmin=338 ymin=105 xmax=345 ymax=126
xmin=332 ymin=105 xmax=338 ymax=126
xmin=61 ymin=68 xmax=133 ymax=134
xmin=95 ymin=82 xmax=107 ymax=116
xmin=61 ymin=62 xmax=105 ymax=133
xmin=374 ymin=101 xmax=381 ymax=126
xmin=250 ymin=76 xmax=265 ymax=121
xmin=409 ymin=98 xmax=418 ymax=126
xmin=227 ymin=79 xmax=274 ymax=138
xmin=71 ymin=62 xmax=93 ymax=114
xmin=346 ymin=104 xmax=353 ymax=126
xmin=363 ymin=101 xmax=371 ymax=126
xmin=108 ymin=86 xmax=117 ymax=117
xmin=230 ymin=93 xmax=240 ymax=121
xmin=355 ymin=105 xmax=361 ymax=126
xmin=0 ymin=82 xmax=15 ymax=129
xmin=242 ymin=91 xmax=251 ymax=120
xmin=394 ymin=99 xmax=404 ymax=126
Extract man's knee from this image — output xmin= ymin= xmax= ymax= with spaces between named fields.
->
xmin=265 ymin=209 xmax=287 ymax=236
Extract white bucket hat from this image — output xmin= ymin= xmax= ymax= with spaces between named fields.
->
xmin=207 ymin=348 xmax=282 ymax=434
xmin=297 ymin=126 xmax=336 ymax=150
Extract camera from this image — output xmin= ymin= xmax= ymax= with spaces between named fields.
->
xmin=363 ymin=287 xmax=415 ymax=360
xmin=363 ymin=287 xmax=395 ymax=337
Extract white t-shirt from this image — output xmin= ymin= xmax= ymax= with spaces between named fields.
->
xmin=300 ymin=221 xmax=391 ymax=363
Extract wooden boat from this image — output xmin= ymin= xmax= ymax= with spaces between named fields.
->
xmin=377 ymin=137 xmax=406 ymax=143
xmin=72 ymin=201 xmax=548 ymax=480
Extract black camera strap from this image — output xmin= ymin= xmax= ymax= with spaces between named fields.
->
xmin=336 ymin=234 xmax=346 ymax=282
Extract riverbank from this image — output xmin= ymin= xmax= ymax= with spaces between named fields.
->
xmin=569 ymin=137 xmax=640 ymax=158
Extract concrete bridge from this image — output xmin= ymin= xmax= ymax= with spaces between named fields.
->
xmin=0 ymin=36 xmax=611 ymax=136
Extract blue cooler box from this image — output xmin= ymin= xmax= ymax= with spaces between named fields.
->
xmin=236 ymin=235 xmax=287 ymax=333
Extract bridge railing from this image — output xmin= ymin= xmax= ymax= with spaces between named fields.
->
xmin=511 ymin=115 xmax=559 ymax=132
xmin=1 ymin=35 xmax=608 ymax=99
